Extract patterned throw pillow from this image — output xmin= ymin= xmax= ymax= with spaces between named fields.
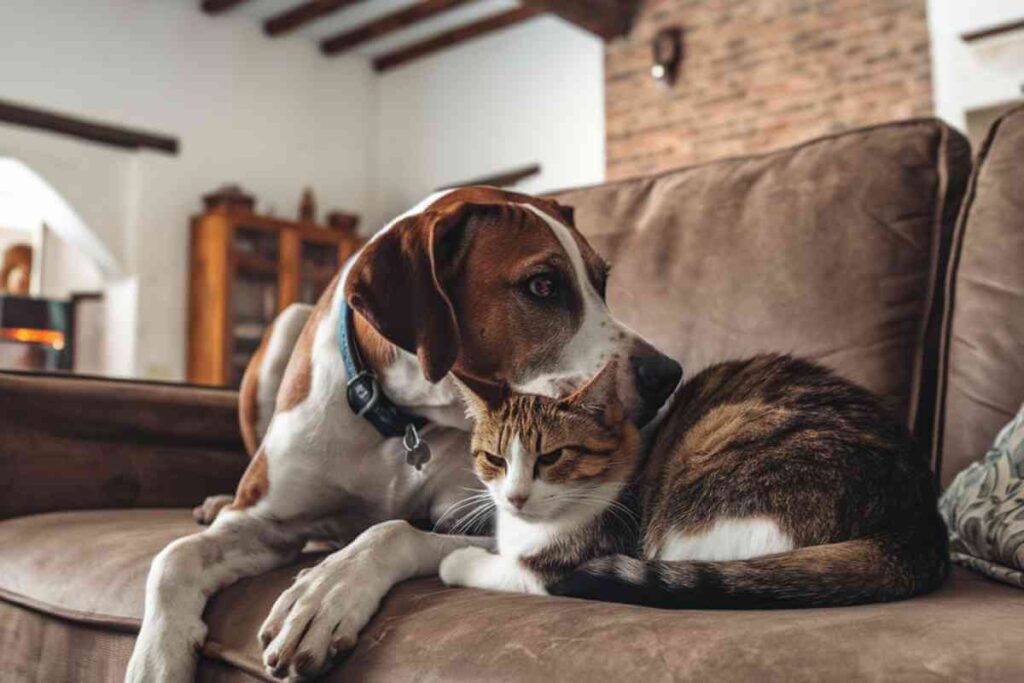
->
xmin=939 ymin=402 xmax=1024 ymax=588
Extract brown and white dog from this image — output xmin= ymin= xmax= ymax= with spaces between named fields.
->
xmin=126 ymin=188 xmax=682 ymax=682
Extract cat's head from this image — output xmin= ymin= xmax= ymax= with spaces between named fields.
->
xmin=460 ymin=362 xmax=642 ymax=522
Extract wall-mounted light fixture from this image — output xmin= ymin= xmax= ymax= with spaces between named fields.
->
xmin=651 ymin=27 xmax=684 ymax=89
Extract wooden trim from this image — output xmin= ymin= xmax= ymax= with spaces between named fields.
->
xmin=961 ymin=17 xmax=1024 ymax=42
xmin=278 ymin=230 xmax=300 ymax=311
xmin=373 ymin=6 xmax=543 ymax=72
xmin=201 ymin=0 xmax=254 ymax=15
xmin=441 ymin=163 xmax=541 ymax=189
xmin=264 ymin=0 xmax=366 ymax=36
xmin=188 ymin=215 xmax=231 ymax=384
xmin=0 ymin=99 xmax=179 ymax=155
xmin=321 ymin=0 xmax=475 ymax=55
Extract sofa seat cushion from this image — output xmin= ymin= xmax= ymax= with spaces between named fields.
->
xmin=3 ymin=509 xmax=1024 ymax=682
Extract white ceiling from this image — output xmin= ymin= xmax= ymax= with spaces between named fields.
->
xmin=231 ymin=0 xmax=522 ymax=59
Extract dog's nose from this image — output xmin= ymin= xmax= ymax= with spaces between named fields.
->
xmin=631 ymin=349 xmax=683 ymax=408
xmin=507 ymin=494 xmax=529 ymax=510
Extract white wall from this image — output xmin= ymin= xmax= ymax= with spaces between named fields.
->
xmin=38 ymin=227 xmax=104 ymax=301
xmin=374 ymin=16 xmax=605 ymax=226
xmin=928 ymin=0 xmax=1024 ymax=131
xmin=0 ymin=0 xmax=376 ymax=380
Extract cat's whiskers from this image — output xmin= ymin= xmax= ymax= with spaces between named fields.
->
xmin=449 ymin=498 xmax=496 ymax=535
xmin=434 ymin=493 xmax=493 ymax=531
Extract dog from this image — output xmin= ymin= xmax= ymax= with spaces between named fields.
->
xmin=126 ymin=187 xmax=683 ymax=682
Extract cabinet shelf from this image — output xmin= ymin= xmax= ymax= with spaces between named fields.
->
xmin=234 ymin=251 xmax=278 ymax=276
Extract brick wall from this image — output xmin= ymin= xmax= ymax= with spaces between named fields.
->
xmin=606 ymin=0 xmax=933 ymax=179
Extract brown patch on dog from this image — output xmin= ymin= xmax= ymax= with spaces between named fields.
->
xmin=353 ymin=310 xmax=396 ymax=374
xmin=344 ymin=209 xmax=462 ymax=382
xmin=427 ymin=187 xmax=609 ymax=297
xmin=229 ymin=447 xmax=269 ymax=510
xmin=238 ymin=319 xmax=275 ymax=456
xmin=346 ymin=197 xmax=591 ymax=387
xmin=446 ymin=203 xmax=583 ymax=384
xmin=276 ymin=276 xmax=335 ymax=412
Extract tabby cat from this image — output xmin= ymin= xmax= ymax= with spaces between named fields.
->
xmin=439 ymin=354 xmax=949 ymax=607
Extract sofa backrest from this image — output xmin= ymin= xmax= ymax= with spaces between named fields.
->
xmin=551 ymin=120 xmax=970 ymax=465
xmin=935 ymin=105 xmax=1024 ymax=485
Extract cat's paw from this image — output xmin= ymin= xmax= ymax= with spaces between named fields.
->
xmin=440 ymin=547 xmax=492 ymax=588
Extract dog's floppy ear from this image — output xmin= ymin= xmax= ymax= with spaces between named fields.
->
xmin=345 ymin=202 xmax=483 ymax=383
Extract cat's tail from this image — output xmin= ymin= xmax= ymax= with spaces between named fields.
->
xmin=548 ymin=524 xmax=950 ymax=608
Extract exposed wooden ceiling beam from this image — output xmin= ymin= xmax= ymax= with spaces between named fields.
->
xmin=264 ymin=0 xmax=366 ymax=36
xmin=961 ymin=17 xmax=1024 ymax=42
xmin=440 ymin=163 xmax=541 ymax=190
xmin=201 ymin=0 xmax=254 ymax=15
xmin=321 ymin=0 xmax=476 ymax=56
xmin=521 ymin=0 xmax=637 ymax=40
xmin=0 ymin=98 xmax=179 ymax=155
xmin=373 ymin=6 xmax=542 ymax=72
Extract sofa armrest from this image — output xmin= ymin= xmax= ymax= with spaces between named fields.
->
xmin=0 ymin=371 xmax=248 ymax=521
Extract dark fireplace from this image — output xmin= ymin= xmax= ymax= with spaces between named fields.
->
xmin=0 ymin=294 xmax=73 ymax=371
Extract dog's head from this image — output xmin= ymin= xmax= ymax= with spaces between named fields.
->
xmin=345 ymin=188 xmax=682 ymax=426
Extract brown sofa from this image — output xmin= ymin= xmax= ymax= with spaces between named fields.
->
xmin=3 ymin=108 xmax=1023 ymax=682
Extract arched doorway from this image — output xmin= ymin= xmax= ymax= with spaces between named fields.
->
xmin=0 ymin=157 xmax=121 ymax=374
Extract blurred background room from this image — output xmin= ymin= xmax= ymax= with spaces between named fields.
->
xmin=0 ymin=0 xmax=1021 ymax=384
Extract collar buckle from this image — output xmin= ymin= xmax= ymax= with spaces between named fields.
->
xmin=346 ymin=370 xmax=381 ymax=417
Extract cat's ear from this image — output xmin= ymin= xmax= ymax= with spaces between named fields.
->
xmin=564 ymin=361 xmax=623 ymax=426
xmin=455 ymin=373 xmax=507 ymax=421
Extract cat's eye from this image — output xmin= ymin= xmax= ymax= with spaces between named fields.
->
xmin=482 ymin=452 xmax=506 ymax=470
xmin=536 ymin=449 xmax=563 ymax=466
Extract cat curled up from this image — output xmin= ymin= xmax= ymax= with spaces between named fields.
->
xmin=440 ymin=354 xmax=949 ymax=607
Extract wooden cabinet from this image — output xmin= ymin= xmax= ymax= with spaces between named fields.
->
xmin=187 ymin=206 xmax=362 ymax=386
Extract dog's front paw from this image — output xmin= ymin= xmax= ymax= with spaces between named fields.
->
xmin=439 ymin=546 xmax=492 ymax=588
xmin=259 ymin=556 xmax=385 ymax=680
xmin=192 ymin=494 xmax=234 ymax=525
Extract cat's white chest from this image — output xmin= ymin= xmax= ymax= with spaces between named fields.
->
xmin=497 ymin=514 xmax=560 ymax=558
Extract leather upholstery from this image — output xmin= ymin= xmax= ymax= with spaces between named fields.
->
xmin=2 ymin=510 xmax=1023 ymax=682
xmin=936 ymin=105 xmax=1024 ymax=484
xmin=551 ymin=119 xmax=970 ymax=462
xmin=0 ymin=372 xmax=247 ymax=521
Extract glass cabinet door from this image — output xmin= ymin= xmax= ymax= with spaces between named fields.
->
xmin=298 ymin=239 xmax=339 ymax=304
xmin=230 ymin=226 xmax=279 ymax=386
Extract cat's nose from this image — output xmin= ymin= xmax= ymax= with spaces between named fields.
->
xmin=507 ymin=493 xmax=529 ymax=510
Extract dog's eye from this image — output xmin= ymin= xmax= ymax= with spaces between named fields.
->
xmin=537 ymin=449 xmax=563 ymax=466
xmin=525 ymin=274 xmax=558 ymax=300
xmin=483 ymin=452 xmax=506 ymax=470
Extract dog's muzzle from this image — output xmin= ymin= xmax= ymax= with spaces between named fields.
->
xmin=630 ymin=344 xmax=683 ymax=425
